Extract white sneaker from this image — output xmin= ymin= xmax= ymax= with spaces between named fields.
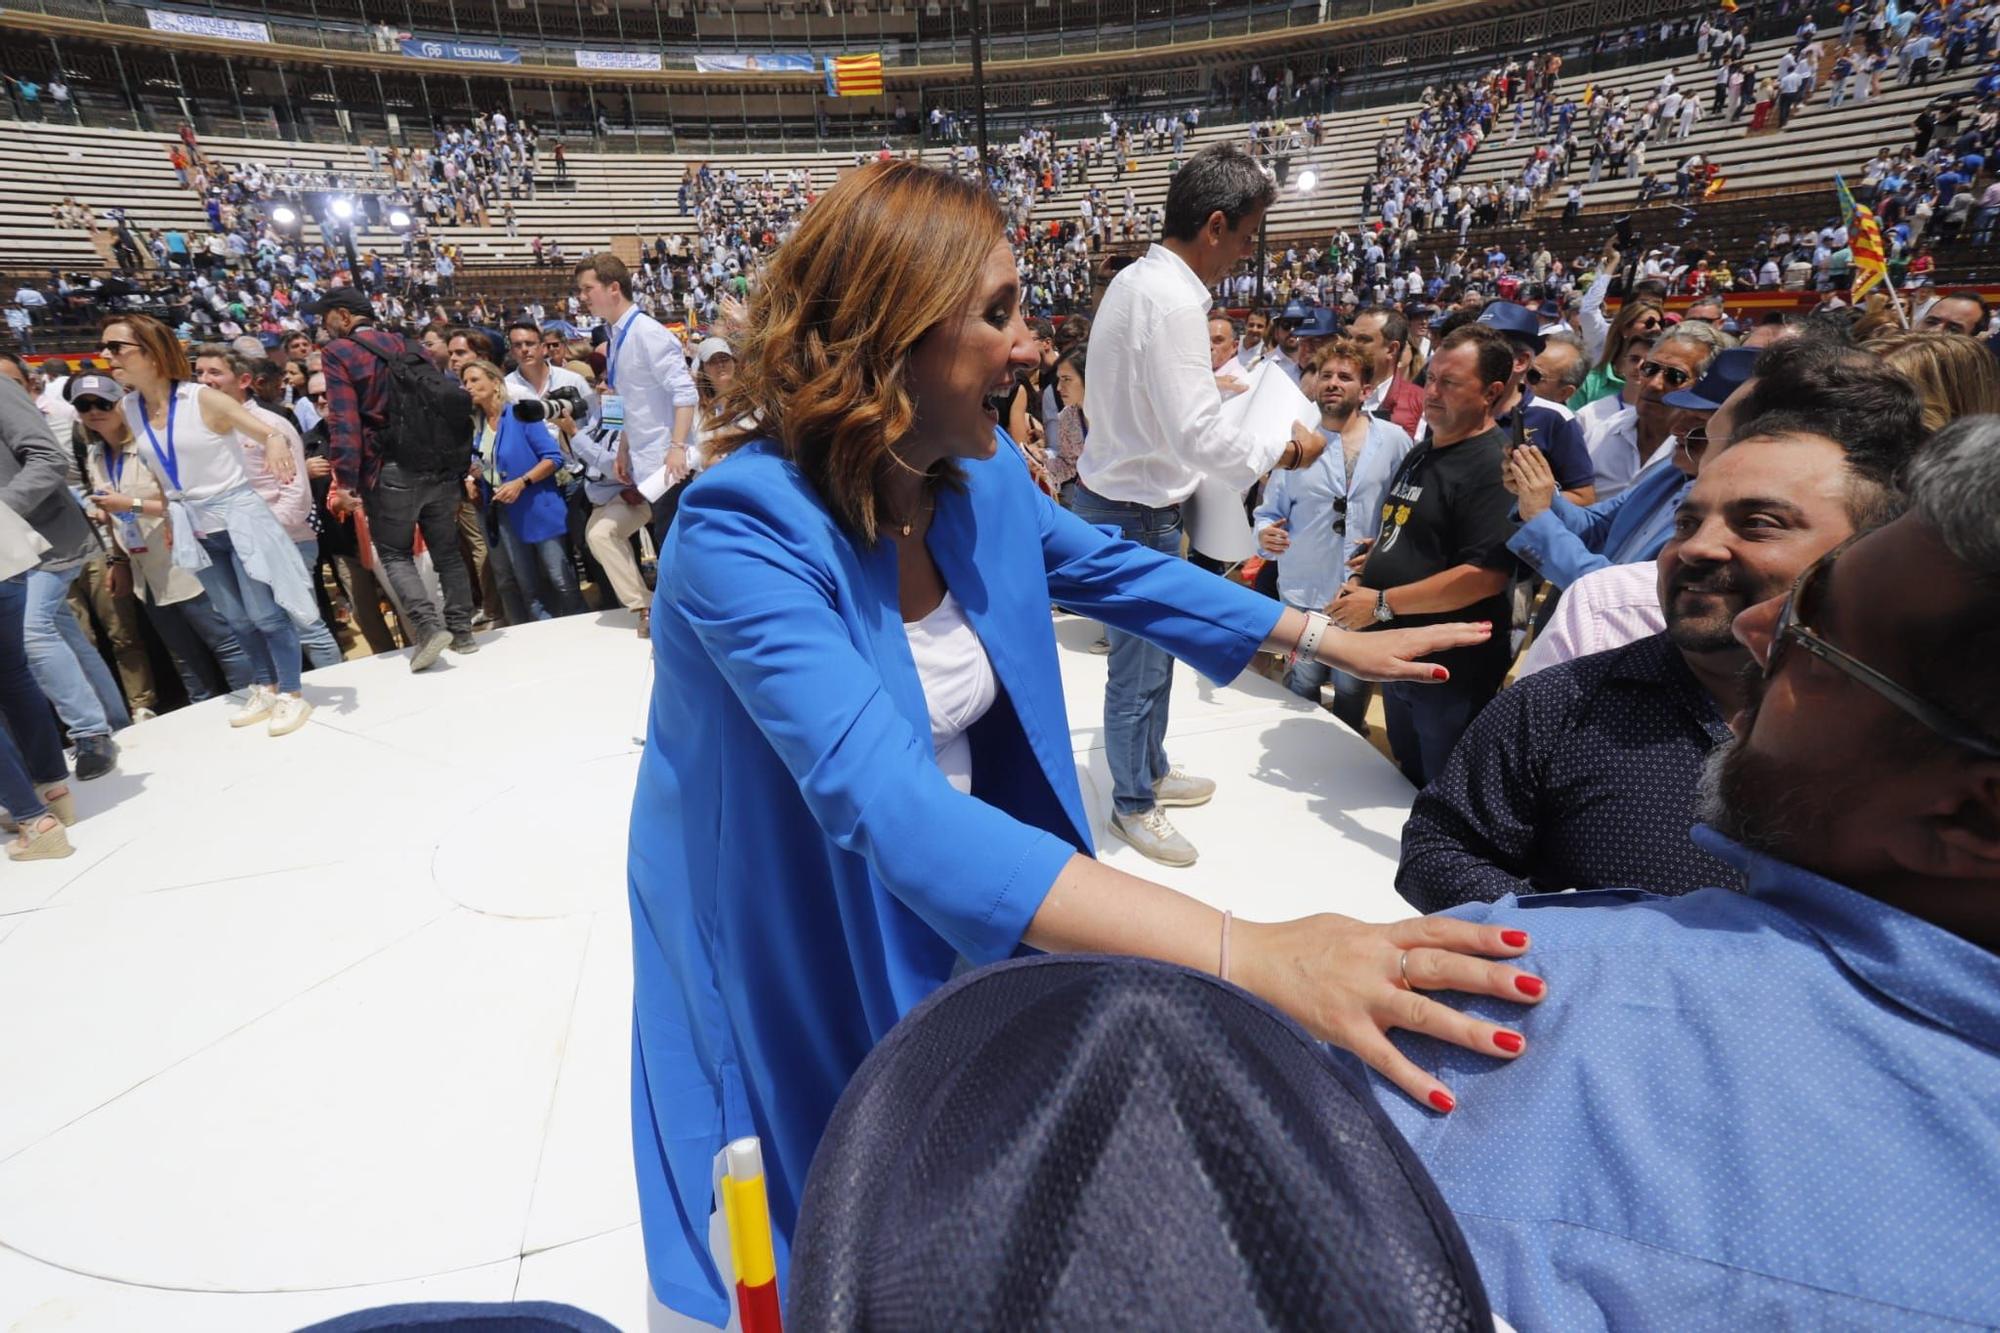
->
xmin=131 ymin=707 xmax=157 ymax=724
xmin=1153 ymin=765 xmax=1216 ymax=808
xmin=229 ymin=684 xmax=276 ymax=728
xmin=267 ymin=694 xmax=313 ymax=737
xmin=1109 ymin=807 xmax=1198 ymax=867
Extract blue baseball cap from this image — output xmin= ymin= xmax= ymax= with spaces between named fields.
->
xmin=1663 ymin=345 xmax=1758 ymax=411
xmin=1291 ymin=306 xmax=1339 ymax=339
xmin=1475 ymin=301 xmax=1546 ymax=352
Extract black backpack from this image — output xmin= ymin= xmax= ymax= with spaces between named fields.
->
xmin=352 ymin=329 xmax=474 ymax=478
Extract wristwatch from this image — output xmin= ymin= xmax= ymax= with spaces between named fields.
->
xmin=1373 ymin=589 xmax=1395 ymax=623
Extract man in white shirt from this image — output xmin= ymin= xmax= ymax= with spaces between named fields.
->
xmin=572 ymin=252 xmax=698 ymax=636
xmin=1073 ymin=144 xmax=1325 ymax=866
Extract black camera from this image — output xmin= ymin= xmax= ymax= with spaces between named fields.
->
xmin=510 ymin=399 xmax=548 ymax=423
xmin=546 ymin=385 xmax=586 ymax=419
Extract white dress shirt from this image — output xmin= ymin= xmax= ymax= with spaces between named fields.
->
xmin=1576 ymin=394 xmax=1672 ymax=501
xmin=603 ymin=304 xmax=699 ymax=481
xmin=1079 ymin=244 xmax=1290 ymax=505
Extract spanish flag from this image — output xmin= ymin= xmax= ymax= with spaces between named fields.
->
xmin=722 ymin=1138 xmax=783 ymax=1333
xmin=824 ymin=52 xmax=883 ymax=97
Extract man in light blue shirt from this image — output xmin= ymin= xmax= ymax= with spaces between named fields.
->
xmin=1364 ymin=418 xmax=2000 ymax=1329
xmin=1254 ymin=337 xmax=1411 ymax=732
xmin=573 ymin=251 xmax=698 ymax=634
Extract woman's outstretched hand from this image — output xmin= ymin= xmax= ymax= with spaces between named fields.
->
xmin=1231 ymin=912 xmax=1544 ymax=1112
xmin=1321 ymin=619 xmax=1493 ymax=683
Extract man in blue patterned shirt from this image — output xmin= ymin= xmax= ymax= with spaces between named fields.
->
xmin=1364 ymin=417 xmax=2000 ymax=1328
xmin=1397 ymin=350 xmax=1925 ymax=910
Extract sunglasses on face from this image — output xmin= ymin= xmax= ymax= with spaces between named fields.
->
xmin=73 ymin=398 xmax=117 ymax=413
xmin=1638 ymin=360 xmax=1693 ymax=387
xmin=306 ymin=390 xmax=328 ymax=402
xmin=100 ymin=340 xmax=140 ymax=355
xmin=1768 ymin=545 xmax=2000 ymax=759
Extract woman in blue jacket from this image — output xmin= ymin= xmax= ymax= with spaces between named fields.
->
xmin=630 ymin=162 xmax=1546 ymax=1324
xmin=462 ymin=359 xmax=585 ymax=619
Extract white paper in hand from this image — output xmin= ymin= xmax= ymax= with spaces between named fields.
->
xmin=1183 ymin=361 xmax=1320 ymax=562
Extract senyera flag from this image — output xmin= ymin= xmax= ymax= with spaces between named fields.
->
xmin=1834 ymin=172 xmax=1889 ymax=298
xmin=824 ymin=52 xmax=884 ymax=97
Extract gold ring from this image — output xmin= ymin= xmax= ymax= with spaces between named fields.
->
xmin=1398 ymin=950 xmax=1413 ymax=990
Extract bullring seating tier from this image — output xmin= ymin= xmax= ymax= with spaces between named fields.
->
xmin=0 ymin=30 xmax=1970 ymax=277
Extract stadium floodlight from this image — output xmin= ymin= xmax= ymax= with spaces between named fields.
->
xmin=271 ymin=205 xmax=297 ymax=226
xmin=330 ymin=197 xmax=355 ymax=220
xmin=1296 ymin=168 xmax=1318 ymax=193
xmin=389 ymin=209 xmax=412 ymax=228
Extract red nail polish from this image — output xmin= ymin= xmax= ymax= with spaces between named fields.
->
xmin=1501 ymin=929 xmax=1528 ymax=948
xmin=1431 ymin=667 xmax=1450 ymax=681
xmin=1493 ymin=1031 xmax=1524 ymax=1054
xmin=1428 ymin=1089 xmax=1456 ymax=1113
xmin=1514 ymin=975 xmax=1545 ymax=998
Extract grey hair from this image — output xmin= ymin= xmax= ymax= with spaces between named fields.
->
xmin=1655 ymin=320 xmax=1734 ymax=376
xmin=1541 ymin=329 xmax=1586 ymax=355
xmin=1162 ymin=144 xmax=1277 ymax=242
xmin=1907 ymin=415 xmax=2000 ymax=580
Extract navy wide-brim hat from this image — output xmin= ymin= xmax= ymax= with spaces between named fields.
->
xmin=788 ymin=955 xmax=1492 ymax=1331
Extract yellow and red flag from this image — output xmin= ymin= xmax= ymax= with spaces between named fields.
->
xmin=1835 ymin=173 xmax=1889 ymax=297
xmin=824 ymin=52 xmax=883 ymax=97
xmin=722 ymin=1138 xmax=783 ymax=1333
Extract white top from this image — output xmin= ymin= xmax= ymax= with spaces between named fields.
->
xmin=903 ymin=592 xmax=997 ymax=796
xmin=1576 ymin=394 xmax=1673 ymax=501
xmin=122 ymin=382 xmax=254 ymax=515
xmin=602 ymin=304 xmax=700 ymax=479
xmin=1078 ymin=244 xmax=1290 ymax=506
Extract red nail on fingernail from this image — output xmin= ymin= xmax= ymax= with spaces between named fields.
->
xmin=1501 ymin=929 xmax=1528 ymax=948
xmin=1428 ymin=1089 xmax=1456 ymax=1113
xmin=1514 ymin=975 xmax=1545 ymax=998
xmin=1493 ymin=1031 xmax=1524 ymax=1054
xmin=1431 ymin=667 xmax=1450 ymax=681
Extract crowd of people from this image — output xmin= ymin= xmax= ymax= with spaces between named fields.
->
xmin=0 ymin=246 xmax=736 ymax=860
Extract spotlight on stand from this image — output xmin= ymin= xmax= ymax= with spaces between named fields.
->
xmin=388 ymin=209 xmax=412 ymax=228
xmin=271 ymin=204 xmax=298 ymax=226
xmin=330 ymin=197 xmax=356 ymax=220
xmin=1296 ymin=168 xmax=1318 ymax=194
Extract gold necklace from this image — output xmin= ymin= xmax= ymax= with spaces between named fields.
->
xmin=890 ymin=495 xmax=934 ymax=539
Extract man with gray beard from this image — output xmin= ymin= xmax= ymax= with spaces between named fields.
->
xmin=1363 ymin=415 xmax=2000 ymax=1329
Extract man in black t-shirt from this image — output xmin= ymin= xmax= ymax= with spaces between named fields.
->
xmin=1329 ymin=324 xmax=1520 ymax=786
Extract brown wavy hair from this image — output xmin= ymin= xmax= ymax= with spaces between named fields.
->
xmin=704 ymin=159 xmax=1006 ymax=542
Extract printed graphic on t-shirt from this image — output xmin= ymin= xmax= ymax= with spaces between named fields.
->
xmin=1375 ymin=481 xmax=1423 ymax=556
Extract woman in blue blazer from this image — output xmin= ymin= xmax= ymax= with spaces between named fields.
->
xmin=629 ymin=162 xmax=1545 ymax=1324
xmin=462 ymin=360 xmax=585 ymax=619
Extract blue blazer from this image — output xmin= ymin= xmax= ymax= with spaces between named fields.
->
xmin=481 ymin=410 xmax=568 ymax=545
xmin=628 ymin=435 xmax=1283 ymax=1322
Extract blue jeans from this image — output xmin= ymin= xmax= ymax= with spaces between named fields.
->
xmin=1381 ymin=676 xmax=1495 ymax=789
xmin=497 ymin=518 xmax=586 ymax=620
xmin=293 ymin=538 xmax=345 ymax=671
xmin=1067 ymin=482 xmax=1183 ymax=816
xmin=196 ymin=531 xmax=303 ymax=694
xmin=24 ymin=566 xmax=130 ymax=740
xmin=147 ymin=594 xmax=254 ymax=701
xmin=0 ymin=576 xmax=69 ymax=818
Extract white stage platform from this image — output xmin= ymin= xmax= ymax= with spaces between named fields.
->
xmin=0 ymin=611 xmax=1418 ymax=1332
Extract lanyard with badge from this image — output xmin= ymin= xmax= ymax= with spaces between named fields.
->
xmin=105 ymin=447 xmax=149 ymax=554
xmin=601 ymin=313 xmax=633 ymax=435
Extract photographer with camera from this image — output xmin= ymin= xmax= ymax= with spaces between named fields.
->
xmin=462 ymin=360 xmax=586 ymax=620
xmin=503 ymin=320 xmax=596 ymax=433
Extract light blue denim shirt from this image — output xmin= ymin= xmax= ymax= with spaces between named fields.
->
xmin=1253 ymin=416 xmax=1414 ymax=610
xmin=1365 ymin=826 xmax=2000 ymax=1330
